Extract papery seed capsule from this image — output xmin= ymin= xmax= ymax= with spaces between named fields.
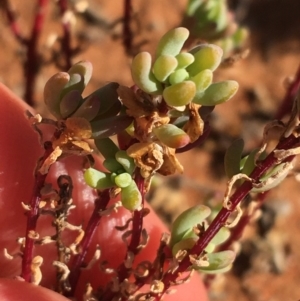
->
xmin=84 ymin=168 xmax=115 ymax=190
xmin=153 ymin=55 xmax=178 ymax=82
xmin=163 ymin=81 xmax=196 ymax=106
xmin=175 ymin=52 xmax=195 ymax=69
xmin=170 ymin=205 xmax=211 ymax=248
xmin=153 ymin=124 xmax=190 ymax=149
xmin=131 ymin=52 xmax=162 ymax=94
xmin=114 ymin=173 xmax=133 ymax=188
xmin=115 ymin=150 xmax=135 ymax=175
xmin=168 ymin=69 xmax=189 ymax=85
xmin=44 ymin=72 xmax=70 ymax=119
xmin=187 ymin=44 xmax=223 ymax=76
xmin=156 ymin=27 xmax=189 ymax=57
xmin=193 ymin=80 xmax=238 ymax=106
xmin=121 ymin=180 xmax=142 ymax=211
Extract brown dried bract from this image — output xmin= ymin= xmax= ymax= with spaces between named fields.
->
xmin=127 ymin=142 xmax=164 ymax=178
xmin=118 ymin=86 xmax=169 ymax=142
xmin=127 ymin=142 xmax=183 ymax=178
xmin=158 ymin=146 xmax=184 ymax=176
xmin=52 ymin=117 xmax=93 ymax=155
xmin=183 ymin=103 xmax=204 ymax=143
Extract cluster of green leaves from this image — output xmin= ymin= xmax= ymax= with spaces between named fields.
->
xmin=183 ymin=0 xmax=248 ymax=54
xmin=44 ymin=61 xmax=132 ymax=139
xmin=224 ymin=139 xmax=291 ymax=192
xmin=131 ymin=27 xmax=238 ymax=107
xmin=84 ymin=138 xmax=143 ymax=210
xmin=170 ymin=205 xmax=235 ymax=274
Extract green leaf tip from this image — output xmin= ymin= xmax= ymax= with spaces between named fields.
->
xmin=156 ymin=27 xmax=190 ymax=58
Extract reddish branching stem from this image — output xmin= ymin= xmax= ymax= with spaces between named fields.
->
xmin=67 ymin=189 xmax=110 ymax=296
xmin=101 ymin=170 xmax=146 ymax=301
xmin=4 ymin=0 xmax=27 ymax=44
xmin=24 ymin=0 xmax=49 ymax=106
xmin=57 ymin=0 xmax=73 ymax=70
xmin=21 ymin=141 xmax=53 ymax=282
xmin=219 ymin=192 xmax=268 ymax=252
xmin=5 ymin=0 xmax=48 ymax=106
xmin=123 ymin=0 xmax=133 ymax=55
xmin=275 ymin=64 xmax=300 ymax=120
xmin=154 ymin=133 xmax=300 ymax=300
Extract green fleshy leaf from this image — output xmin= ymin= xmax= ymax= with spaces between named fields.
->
xmin=114 ymin=173 xmax=133 ymax=188
xmin=176 ymin=52 xmax=195 ymax=69
xmin=60 ymin=73 xmax=84 ymax=100
xmin=170 ymin=205 xmax=211 ymax=248
xmin=131 ymin=52 xmax=162 ymax=94
xmin=94 ymin=137 xmax=120 ymax=159
xmin=87 ymin=82 xmax=121 ymax=119
xmin=169 ymin=69 xmax=189 ymax=85
xmin=241 ymin=148 xmax=262 ymax=176
xmin=187 ymin=44 xmax=223 ymax=76
xmin=71 ymin=94 xmax=101 ymax=121
xmin=91 ymin=115 xmax=133 ymax=139
xmin=252 ymin=163 xmax=291 ymax=193
xmin=210 ymin=227 xmax=230 ymax=246
xmin=196 ymin=250 xmax=235 ymax=273
xmin=163 ymin=81 xmax=196 ymax=106
xmin=153 ymin=124 xmax=190 ymax=148
xmin=59 ymin=90 xmax=82 ymax=119
xmin=67 ymin=60 xmax=93 ymax=87
xmin=205 ymin=242 xmax=216 ymax=253
xmin=190 ymin=69 xmax=213 ymax=93
xmin=153 ymin=55 xmax=178 ymax=82
xmin=156 ymin=27 xmax=189 ymax=57
xmin=44 ymin=72 xmax=70 ymax=119
xmin=121 ymin=180 xmax=142 ymax=210
xmin=84 ymin=168 xmax=115 ymax=190
xmin=115 ymin=150 xmax=135 ymax=175
xmin=172 ymin=238 xmax=197 ymax=256
xmin=193 ymin=80 xmax=238 ymax=106
xmin=224 ymin=138 xmax=244 ymax=179
xmin=103 ymin=158 xmax=124 ymax=173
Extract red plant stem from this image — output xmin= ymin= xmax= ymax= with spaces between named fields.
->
xmin=123 ymin=0 xmax=133 ymax=55
xmin=4 ymin=0 xmax=27 ymax=44
xmin=23 ymin=0 xmax=48 ymax=106
xmin=21 ymin=141 xmax=53 ymax=282
xmin=67 ymin=189 xmax=110 ymax=296
xmin=275 ymin=64 xmax=300 ymax=120
xmin=5 ymin=0 xmax=48 ymax=105
xmin=101 ymin=170 xmax=145 ymax=301
xmin=219 ymin=192 xmax=268 ymax=252
xmin=153 ymin=134 xmax=300 ymax=300
xmin=57 ymin=0 xmax=72 ymax=70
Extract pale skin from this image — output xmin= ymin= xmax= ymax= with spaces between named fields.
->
xmin=0 ymin=83 xmax=208 ymax=301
